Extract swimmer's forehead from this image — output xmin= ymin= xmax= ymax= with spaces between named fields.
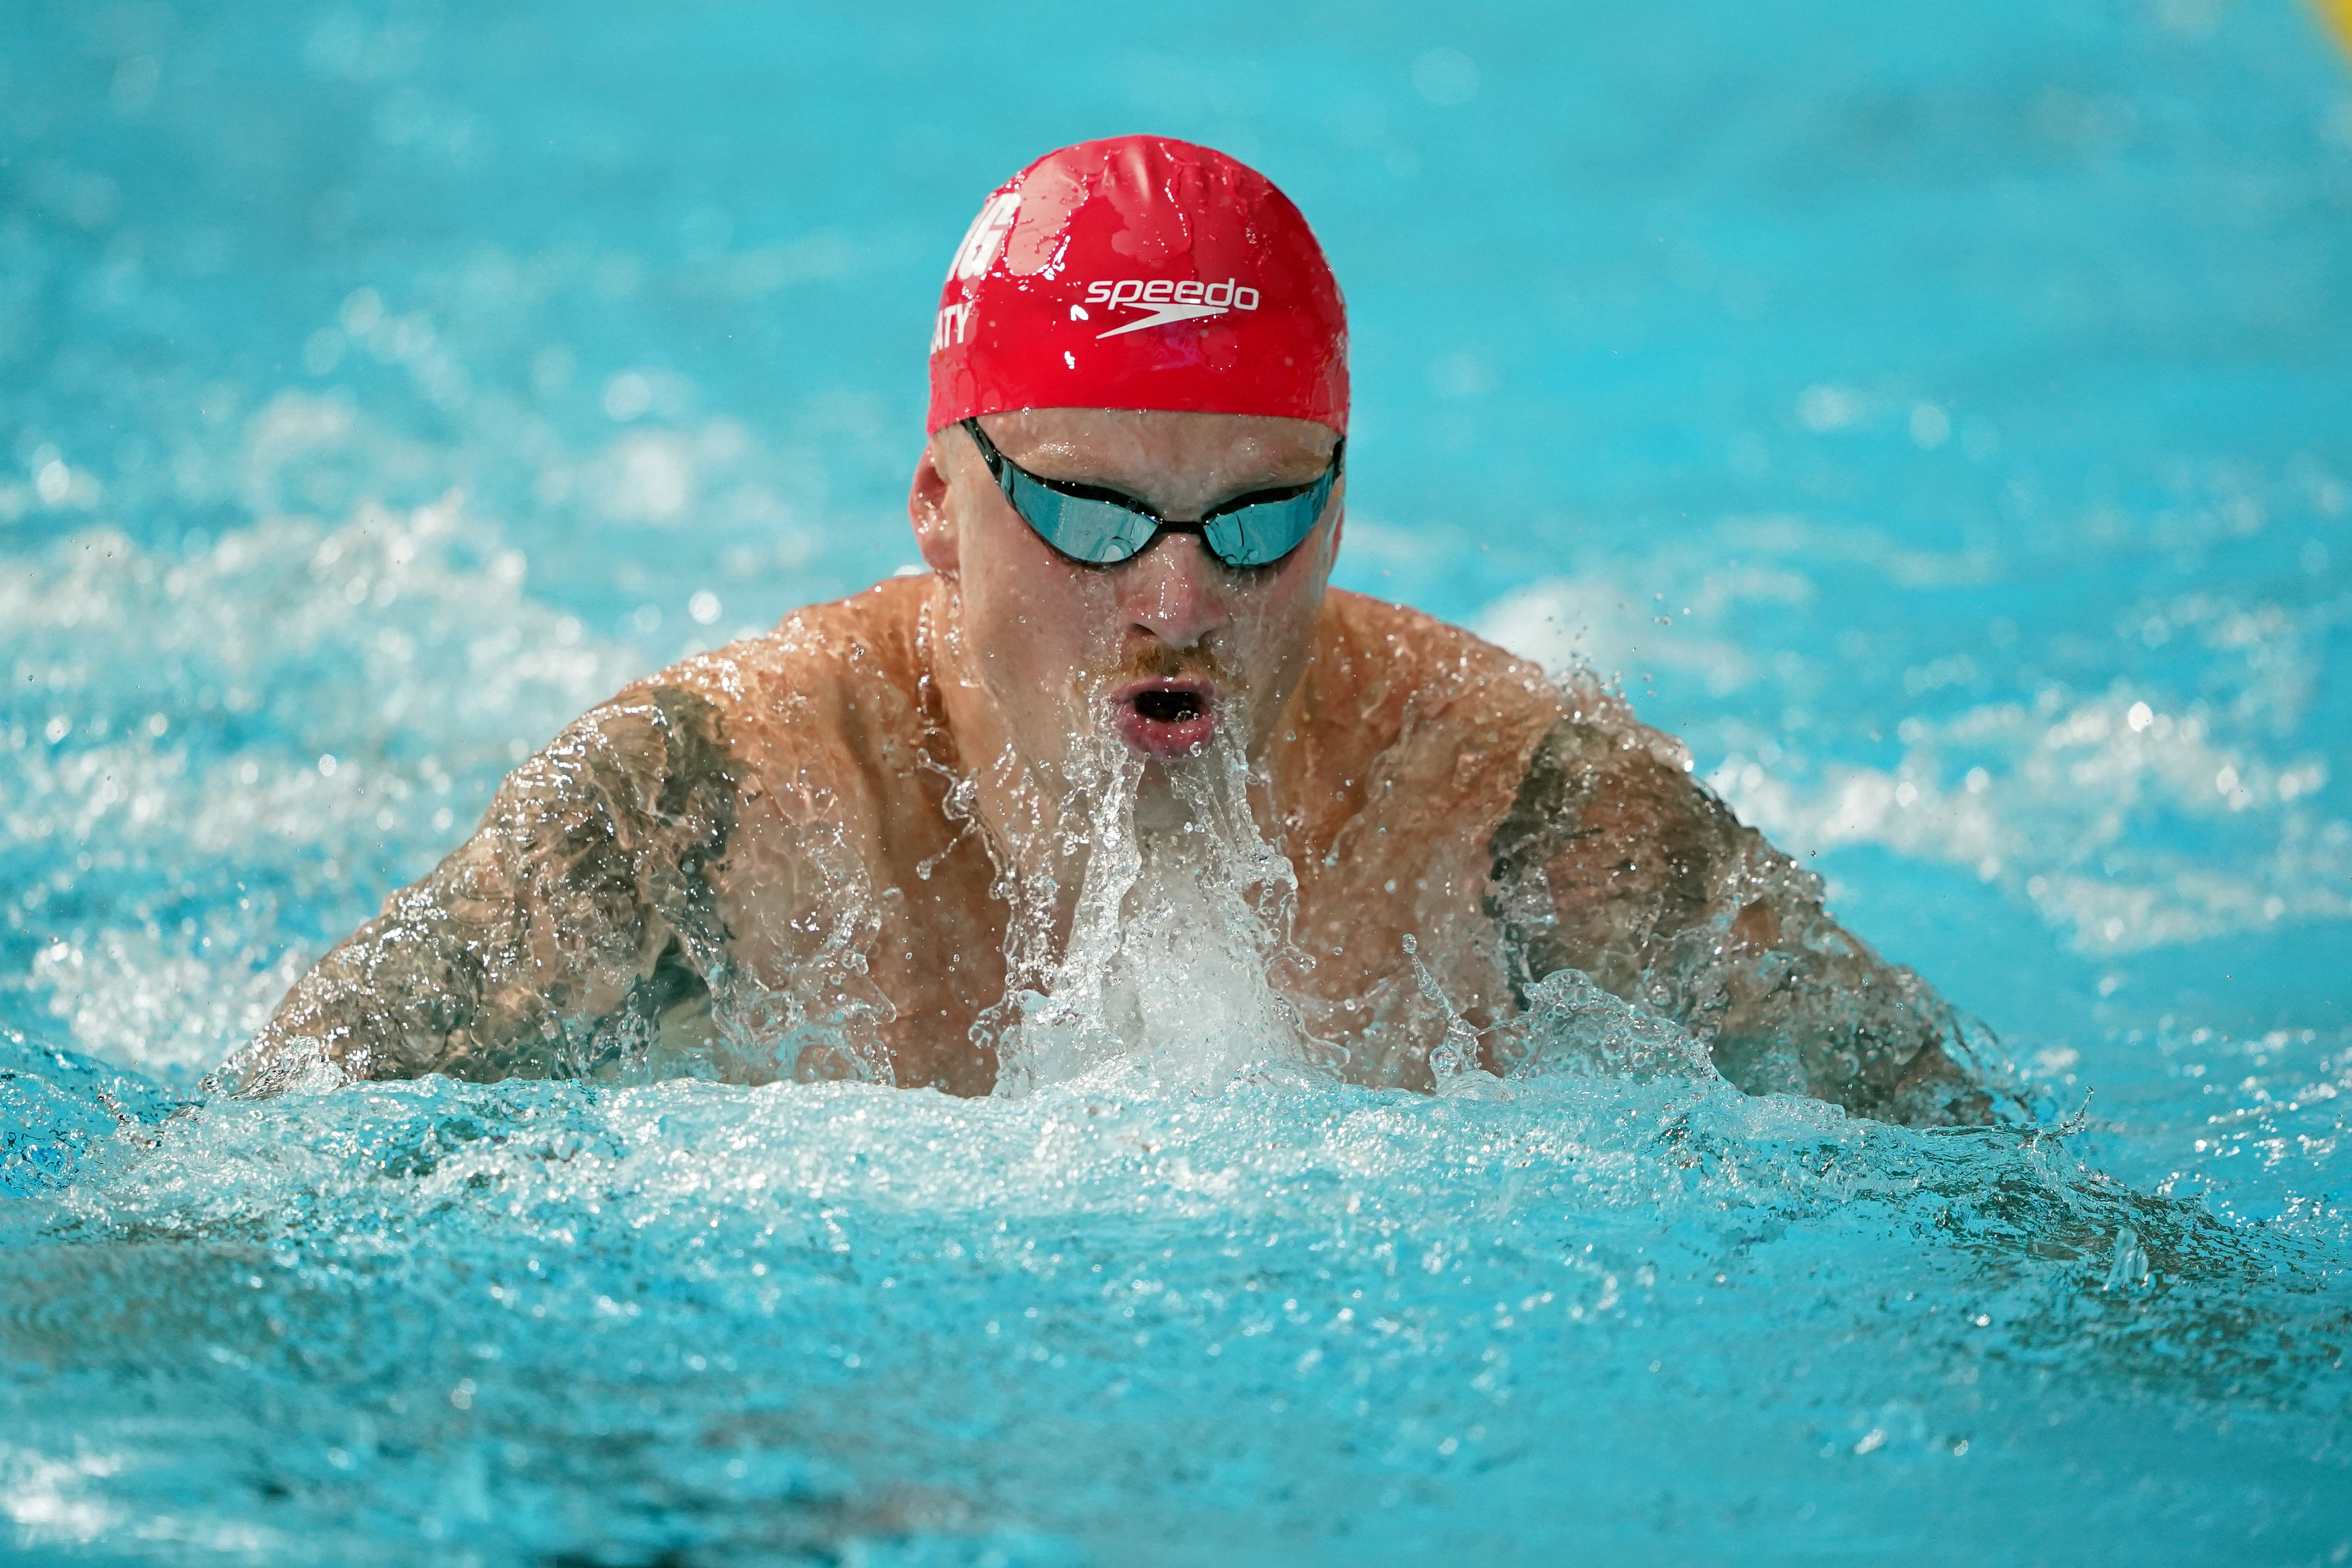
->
xmin=966 ymin=407 xmax=1338 ymax=495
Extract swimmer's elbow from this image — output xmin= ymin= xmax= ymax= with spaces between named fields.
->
xmin=221 ymin=949 xmax=458 ymax=1096
xmin=1707 ymin=998 xmax=2007 ymax=1128
xmin=1884 ymin=1036 xmax=2002 ymax=1127
xmin=216 ymin=1022 xmax=354 ymax=1098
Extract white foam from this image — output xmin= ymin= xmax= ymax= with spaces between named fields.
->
xmin=989 ymin=724 xmax=1328 ymax=1097
xmin=2 ymin=497 xmax=643 ymax=1078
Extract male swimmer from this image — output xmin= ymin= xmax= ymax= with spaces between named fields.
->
xmin=227 ymin=136 xmax=1995 ymax=1125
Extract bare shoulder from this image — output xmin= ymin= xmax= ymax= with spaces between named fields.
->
xmin=1297 ymin=591 xmax=1592 ymax=797
xmin=225 ymin=580 xmax=936 ymax=1095
xmin=1298 ymin=591 xmax=1750 ymax=922
xmin=652 ymin=577 xmax=934 ymax=784
xmin=642 ymin=577 xmax=927 ymax=726
xmin=1314 ymin=589 xmax=1581 ymax=711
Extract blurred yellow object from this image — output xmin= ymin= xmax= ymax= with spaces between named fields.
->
xmin=2326 ymin=0 xmax=2352 ymax=55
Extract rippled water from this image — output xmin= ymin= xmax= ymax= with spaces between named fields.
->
xmin=5 ymin=0 xmax=2351 ymax=1561
xmin=6 ymin=1040 xmax=2348 ymax=1563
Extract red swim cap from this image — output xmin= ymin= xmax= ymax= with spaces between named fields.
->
xmin=926 ymin=136 xmax=1348 ymax=435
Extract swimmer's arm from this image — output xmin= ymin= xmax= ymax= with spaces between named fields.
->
xmin=1488 ymin=718 xmax=1998 ymax=1125
xmin=222 ymin=686 xmax=738 ymax=1094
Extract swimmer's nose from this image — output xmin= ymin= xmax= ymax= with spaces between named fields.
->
xmin=1120 ymin=531 xmax=1230 ymax=652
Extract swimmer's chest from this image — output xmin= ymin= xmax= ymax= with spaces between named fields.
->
xmin=699 ymin=589 xmax=1561 ymax=1091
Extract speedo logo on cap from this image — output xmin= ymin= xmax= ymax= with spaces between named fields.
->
xmin=1083 ymin=278 xmax=1261 ymax=339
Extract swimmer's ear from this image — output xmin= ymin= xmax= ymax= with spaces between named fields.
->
xmin=907 ymin=439 xmax=959 ymax=578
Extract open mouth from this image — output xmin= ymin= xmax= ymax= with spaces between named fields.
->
xmin=1132 ymin=688 xmax=1205 ymax=725
xmin=1111 ymin=679 xmax=1218 ymax=759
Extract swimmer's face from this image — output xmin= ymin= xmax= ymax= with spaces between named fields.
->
xmin=909 ymin=407 xmax=1343 ymax=779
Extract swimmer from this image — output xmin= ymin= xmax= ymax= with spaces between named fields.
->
xmin=226 ymin=135 xmax=1996 ymax=1124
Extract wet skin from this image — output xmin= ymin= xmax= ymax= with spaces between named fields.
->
xmin=907 ymin=409 xmax=1342 ymax=895
xmin=229 ymin=410 xmax=1998 ymax=1125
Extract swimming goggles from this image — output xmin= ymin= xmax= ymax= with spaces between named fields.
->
xmin=962 ymin=417 xmax=1342 ymax=569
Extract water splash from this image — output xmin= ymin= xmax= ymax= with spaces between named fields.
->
xmin=986 ymin=714 xmax=1328 ymax=1097
xmin=4 ymin=1027 xmax=2343 ymax=1563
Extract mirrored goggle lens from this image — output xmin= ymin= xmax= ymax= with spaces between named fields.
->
xmin=1012 ymin=463 xmax=1335 ymax=569
xmin=1004 ymin=467 xmax=1161 ymax=564
xmin=1200 ymin=468 xmax=1337 ymax=568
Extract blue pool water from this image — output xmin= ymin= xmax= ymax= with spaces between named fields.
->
xmin=5 ymin=1 xmax=2351 ymax=1561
